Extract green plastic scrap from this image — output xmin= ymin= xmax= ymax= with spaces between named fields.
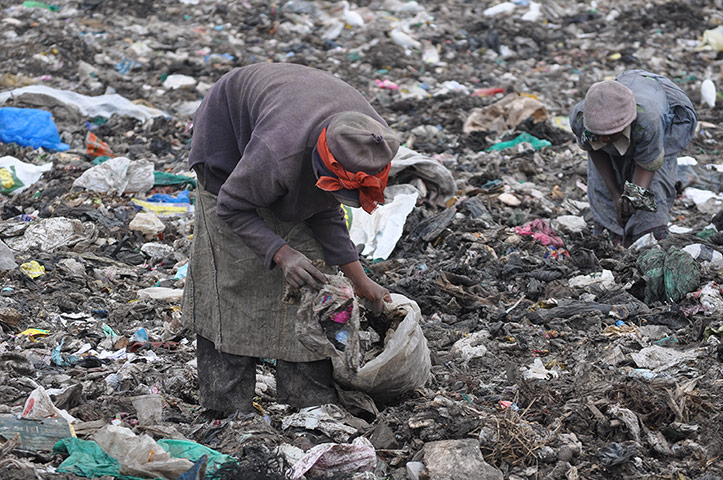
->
xmin=637 ymin=247 xmax=700 ymax=304
xmin=53 ymin=437 xmax=235 ymax=479
xmin=53 ymin=438 xmax=144 ymax=480
xmin=695 ymin=227 xmax=717 ymax=240
xmin=22 ymin=1 xmax=59 ymax=11
xmin=486 ymin=132 xmax=551 ymax=152
xmin=157 ymin=439 xmax=237 ymax=475
xmin=638 ymin=248 xmax=665 ymax=304
xmin=154 ymin=171 xmax=197 ymax=188
xmin=663 ymin=247 xmax=700 ymax=303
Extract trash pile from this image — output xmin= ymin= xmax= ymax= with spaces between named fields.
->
xmin=1 ymin=0 xmax=722 ymax=479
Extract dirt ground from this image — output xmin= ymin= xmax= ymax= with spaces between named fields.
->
xmin=0 ymin=0 xmax=722 ymax=479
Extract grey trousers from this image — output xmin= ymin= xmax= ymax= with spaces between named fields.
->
xmin=196 ymin=335 xmax=338 ymax=413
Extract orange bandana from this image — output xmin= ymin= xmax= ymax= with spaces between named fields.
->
xmin=315 ymin=127 xmax=390 ymax=214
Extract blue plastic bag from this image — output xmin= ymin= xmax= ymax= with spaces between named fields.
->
xmin=0 ymin=107 xmax=69 ymax=151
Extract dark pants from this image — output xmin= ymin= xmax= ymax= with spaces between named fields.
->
xmin=196 ymin=335 xmax=338 ymax=413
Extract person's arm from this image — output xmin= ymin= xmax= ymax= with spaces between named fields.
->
xmin=340 ymin=260 xmax=391 ymax=315
xmin=589 ymin=150 xmax=634 ymax=226
xmin=589 ymin=149 xmax=621 ymax=200
xmin=632 ymin=164 xmax=655 ymax=189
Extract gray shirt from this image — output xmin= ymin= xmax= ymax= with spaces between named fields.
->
xmin=570 ymin=71 xmax=673 ymax=171
xmin=569 ymin=70 xmax=697 ymax=237
xmin=189 ymin=63 xmax=388 ymax=268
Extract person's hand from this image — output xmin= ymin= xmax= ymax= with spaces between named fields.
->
xmin=273 ymin=245 xmax=328 ymax=289
xmin=353 ymin=277 xmax=392 ymax=315
xmin=613 ymin=194 xmax=635 ymax=227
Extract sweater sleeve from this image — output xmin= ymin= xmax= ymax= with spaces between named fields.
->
xmin=305 ymin=206 xmax=359 ymax=266
xmin=216 ymin=134 xmax=287 ymax=269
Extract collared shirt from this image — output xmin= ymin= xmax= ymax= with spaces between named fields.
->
xmin=589 ymin=124 xmax=631 ymax=155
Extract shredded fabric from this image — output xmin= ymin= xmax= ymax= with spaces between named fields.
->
xmin=514 ymin=219 xmax=565 ymax=248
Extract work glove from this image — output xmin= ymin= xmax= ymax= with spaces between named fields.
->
xmin=273 ymin=245 xmax=328 ymax=290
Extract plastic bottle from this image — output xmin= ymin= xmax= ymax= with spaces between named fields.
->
xmin=701 ymin=79 xmax=716 ymax=108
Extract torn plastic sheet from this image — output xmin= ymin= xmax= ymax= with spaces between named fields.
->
xmin=73 ymin=157 xmax=155 ymax=194
xmin=0 ymin=85 xmax=166 ymax=122
xmin=287 ymin=436 xmax=376 ymax=480
xmin=630 ymin=345 xmax=704 ymax=371
xmin=0 ymin=107 xmax=69 ymax=151
xmin=281 ymin=404 xmax=359 ymax=443
xmin=4 ymin=217 xmax=98 ymax=253
xmin=346 ymin=185 xmax=417 ymax=260
xmin=93 ymin=424 xmax=193 ymax=480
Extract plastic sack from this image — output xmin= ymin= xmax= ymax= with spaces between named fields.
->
xmin=93 ymin=424 xmax=192 ymax=480
xmin=345 ymin=185 xmax=418 ymax=260
xmin=297 ymin=276 xmax=431 ymax=402
xmin=22 ymin=386 xmax=76 ymax=423
xmin=0 ymin=107 xmax=69 ymax=151
xmin=73 ymin=157 xmax=154 ymax=194
xmin=0 ymin=155 xmax=53 ymax=195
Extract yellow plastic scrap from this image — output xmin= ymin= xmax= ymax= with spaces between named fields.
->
xmin=608 ymin=52 xmax=622 ymax=61
xmin=700 ymin=26 xmax=723 ymax=51
xmin=20 ymin=260 xmax=45 ymax=278
xmin=19 ymin=328 xmax=50 ymax=341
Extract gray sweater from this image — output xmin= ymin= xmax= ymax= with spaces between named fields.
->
xmin=189 ymin=63 xmax=388 ymax=268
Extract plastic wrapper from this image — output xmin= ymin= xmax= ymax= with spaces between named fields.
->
xmin=93 ymin=424 xmax=192 ymax=480
xmin=0 ymin=107 xmax=69 ymax=151
xmin=0 ymin=155 xmax=53 ymax=195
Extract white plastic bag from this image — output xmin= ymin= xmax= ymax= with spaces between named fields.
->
xmin=73 ymin=157 xmax=154 ymax=194
xmin=0 ymin=156 xmax=52 ymax=195
xmin=297 ymin=276 xmax=431 ymax=402
xmin=21 ymin=386 xmax=76 ymax=424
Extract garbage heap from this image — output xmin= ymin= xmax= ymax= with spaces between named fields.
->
xmin=1 ymin=1 xmax=723 ymax=480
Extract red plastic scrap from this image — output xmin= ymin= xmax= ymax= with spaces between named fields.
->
xmin=86 ymin=131 xmax=114 ymax=157
xmin=471 ymin=87 xmax=505 ymax=97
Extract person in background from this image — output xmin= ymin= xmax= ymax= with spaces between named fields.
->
xmin=182 ymin=63 xmax=399 ymax=415
xmin=570 ymin=70 xmax=697 ymax=245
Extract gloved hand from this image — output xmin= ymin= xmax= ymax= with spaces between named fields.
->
xmin=613 ymin=194 xmax=635 ymax=227
xmin=273 ymin=245 xmax=328 ymax=289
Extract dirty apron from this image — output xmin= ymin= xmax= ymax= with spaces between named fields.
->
xmin=586 ymin=72 xmax=697 ymax=241
xmin=182 ymin=182 xmax=331 ymax=363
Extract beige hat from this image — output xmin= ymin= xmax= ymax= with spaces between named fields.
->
xmin=326 ymin=112 xmax=399 ymax=173
xmin=583 ymin=80 xmax=637 ymax=135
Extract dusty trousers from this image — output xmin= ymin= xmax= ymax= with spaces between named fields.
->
xmin=196 ymin=335 xmax=338 ymax=413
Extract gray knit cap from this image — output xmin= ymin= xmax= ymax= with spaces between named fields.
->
xmin=583 ymin=80 xmax=637 ymax=135
xmin=326 ymin=112 xmax=400 ymax=173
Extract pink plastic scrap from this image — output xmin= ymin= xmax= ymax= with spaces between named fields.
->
xmin=375 ymin=79 xmax=399 ymax=90
xmin=514 ymin=219 xmax=564 ymax=248
xmin=288 ymin=437 xmax=376 ymax=480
